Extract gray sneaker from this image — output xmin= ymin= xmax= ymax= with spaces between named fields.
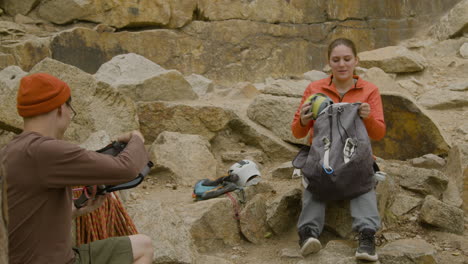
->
xmin=298 ymin=226 xmax=322 ymax=257
xmin=355 ymin=228 xmax=378 ymax=261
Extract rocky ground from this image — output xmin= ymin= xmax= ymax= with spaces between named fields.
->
xmin=0 ymin=1 xmax=467 ymax=264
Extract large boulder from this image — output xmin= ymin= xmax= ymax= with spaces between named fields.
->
xmin=127 ymin=200 xmax=195 ymax=264
xmin=247 ymin=94 xmax=307 ymax=145
xmin=386 ymin=164 xmax=448 ymax=198
xmin=149 ymin=131 xmax=217 ymax=186
xmin=0 ymin=37 xmax=51 ymax=71
xmin=430 ymin=0 xmax=468 ymax=40
xmin=389 ymin=193 xmax=422 ymax=217
xmin=443 ymin=147 xmax=465 ymax=207
xmin=176 ymin=198 xmax=241 ymax=253
xmin=138 ymin=101 xmax=298 ymax=163
xmin=94 ymin=53 xmax=197 ymax=102
xmin=138 ymin=101 xmax=233 ymax=143
xmin=0 ymin=130 xmax=16 ymax=149
xmin=379 ymin=238 xmax=437 ymax=264
xmin=419 ymin=195 xmax=464 ymax=234
xmin=195 ymin=255 xmax=234 ymax=264
xmin=375 ymin=166 xmax=400 ymax=227
xmin=371 ymin=93 xmax=450 ymax=160
xmin=0 ymin=66 xmax=27 ymax=133
xmin=185 ymin=74 xmax=214 ymax=97
xmin=29 ymin=58 xmax=140 ymax=143
xmin=360 ymin=67 xmax=410 ymax=96
xmin=239 ymin=194 xmax=271 ymax=244
xmin=266 ymin=188 xmax=301 ymax=235
xmin=262 ymin=79 xmax=310 ymax=98
xmin=1 ymin=0 xmax=38 ymax=15
xmin=418 ymin=89 xmax=468 ymax=110
xmin=358 ymin=46 xmax=427 ymax=73
xmin=78 ymin=130 xmax=110 ymax=151
xmin=270 ymin=161 xmax=295 ymax=180
xmin=324 ymin=200 xmax=353 ymax=238
xmin=0 ymin=52 xmax=16 ymax=71
xmin=303 ymin=70 xmax=328 ymax=82
xmin=296 ymin=240 xmax=356 ymax=264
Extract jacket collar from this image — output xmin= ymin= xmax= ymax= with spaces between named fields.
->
xmin=323 ymin=75 xmax=364 ymax=94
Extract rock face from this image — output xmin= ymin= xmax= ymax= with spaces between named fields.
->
xmin=94 ymin=53 xmax=197 ymax=102
xmin=0 ymin=0 xmax=461 ymax=82
xmin=150 ymin=131 xmax=217 ymax=186
xmin=28 ymin=0 xmax=459 ymax=30
xmin=371 ymin=93 xmax=450 ymax=160
xmin=37 ymin=0 xmax=196 ymax=28
xmin=49 ymin=25 xmax=329 ymax=84
xmin=45 ymin=1 xmax=460 ymax=86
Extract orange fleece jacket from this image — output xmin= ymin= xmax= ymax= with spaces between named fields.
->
xmin=291 ymin=75 xmax=386 ymax=144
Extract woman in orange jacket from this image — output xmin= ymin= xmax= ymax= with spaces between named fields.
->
xmin=292 ymin=38 xmax=386 ymax=262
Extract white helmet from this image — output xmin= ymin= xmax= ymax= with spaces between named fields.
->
xmin=228 ymin=160 xmax=261 ymax=187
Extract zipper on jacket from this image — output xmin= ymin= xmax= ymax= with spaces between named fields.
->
xmin=338 ymin=79 xmax=358 ymax=102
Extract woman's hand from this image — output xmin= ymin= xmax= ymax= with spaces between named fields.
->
xmin=300 ymin=102 xmax=314 ymax=126
xmin=358 ymin=103 xmax=371 ymax=119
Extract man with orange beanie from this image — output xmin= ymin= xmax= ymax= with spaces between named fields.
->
xmin=0 ymin=73 xmax=154 ymax=264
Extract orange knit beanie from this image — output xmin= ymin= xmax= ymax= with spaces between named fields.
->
xmin=17 ymin=73 xmax=71 ymax=117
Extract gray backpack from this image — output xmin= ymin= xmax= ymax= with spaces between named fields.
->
xmin=292 ymin=103 xmax=375 ymax=201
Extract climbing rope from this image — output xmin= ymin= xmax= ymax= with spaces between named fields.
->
xmin=226 ymin=192 xmax=241 ymax=220
xmin=74 ymin=188 xmax=138 ymax=246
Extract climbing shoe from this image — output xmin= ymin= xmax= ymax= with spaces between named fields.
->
xmin=355 ymin=228 xmax=378 ymax=261
xmin=298 ymin=226 xmax=322 ymax=257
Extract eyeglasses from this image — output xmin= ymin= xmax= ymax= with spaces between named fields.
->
xmin=66 ymin=102 xmax=77 ymax=120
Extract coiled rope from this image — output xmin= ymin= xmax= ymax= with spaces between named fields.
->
xmin=74 ymin=190 xmax=138 ymax=246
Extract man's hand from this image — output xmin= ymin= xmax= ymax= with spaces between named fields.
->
xmin=300 ymin=102 xmax=314 ymax=126
xmin=358 ymin=103 xmax=371 ymax=119
xmin=72 ymin=187 xmax=107 ymax=218
xmin=116 ymin=130 xmax=145 ymax=143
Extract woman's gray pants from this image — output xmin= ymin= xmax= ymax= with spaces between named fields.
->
xmin=297 ymin=188 xmax=381 ymax=237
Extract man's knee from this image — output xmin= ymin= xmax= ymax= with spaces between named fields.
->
xmin=129 ymin=234 xmax=153 ymax=259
